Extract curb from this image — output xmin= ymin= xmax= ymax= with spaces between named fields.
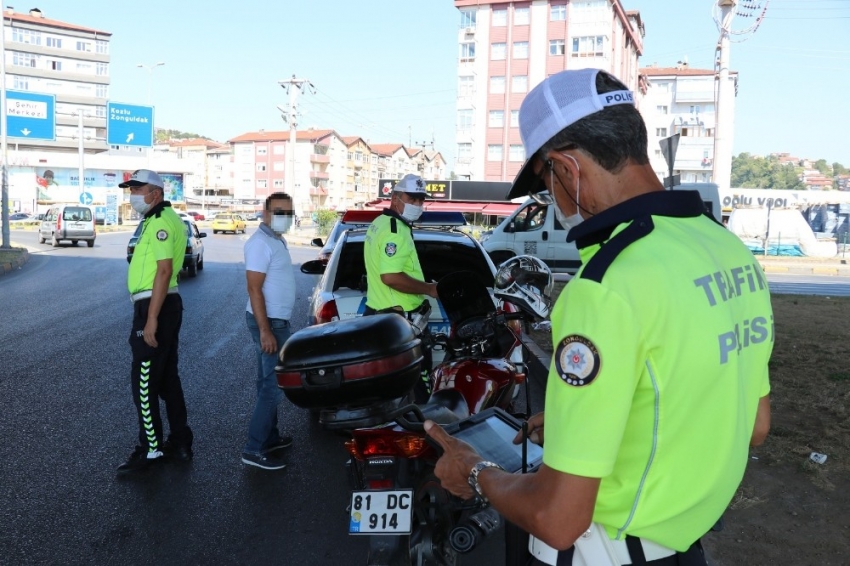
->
xmin=0 ymin=248 xmax=30 ymax=276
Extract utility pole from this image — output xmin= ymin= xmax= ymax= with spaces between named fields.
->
xmin=713 ymin=0 xmax=736 ymax=193
xmin=278 ymin=75 xmax=314 ymax=215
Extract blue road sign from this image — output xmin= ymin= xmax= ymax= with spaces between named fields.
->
xmin=4 ymin=90 xmax=56 ymax=140
xmin=107 ymin=102 xmax=154 ymax=147
xmin=79 ymin=192 xmax=93 ymax=205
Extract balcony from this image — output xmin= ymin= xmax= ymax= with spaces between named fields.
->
xmin=309 ymin=170 xmax=329 ymax=180
xmin=310 ymin=153 xmax=330 ymax=164
xmin=309 ymin=187 xmax=327 ymax=196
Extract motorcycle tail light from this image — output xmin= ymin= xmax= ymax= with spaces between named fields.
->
xmin=316 ymin=300 xmax=340 ymax=324
xmin=368 ymin=479 xmax=394 ymax=489
xmin=344 ymin=439 xmax=360 ymax=459
xmin=393 ymin=435 xmax=429 ymax=458
xmin=351 ymin=430 xmax=432 ymax=460
xmin=502 ymin=301 xmax=523 ymax=335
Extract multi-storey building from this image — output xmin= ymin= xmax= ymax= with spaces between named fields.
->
xmin=641 ymin=64 xmax=737 ymax=185
xmin=3 ymin=7 xmax=111 ymax=153
xmin=453 ymin=0 xmax=644 ymax=182
xmin=152 ymin=138 xmax=226 ymax=202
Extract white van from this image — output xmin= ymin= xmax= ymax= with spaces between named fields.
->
xmin=481 ymin=183 xmax=721 ymax=274
xmin=38 ymin=204 xmax=97 ymax=247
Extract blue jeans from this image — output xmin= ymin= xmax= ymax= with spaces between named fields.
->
xmin=245 ymin=311 xmax=290 ymax=454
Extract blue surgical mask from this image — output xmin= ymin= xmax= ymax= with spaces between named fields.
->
xmin=129 ymin=194 xmax=152 ymax=216
xmin=401 ymin=202 xmax=423 ymax=222
xmin=552 ymin=155 xmax=584 ymax=230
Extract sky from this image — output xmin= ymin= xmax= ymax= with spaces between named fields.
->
xmin=21 ymin=0 xmax=850 ymax=170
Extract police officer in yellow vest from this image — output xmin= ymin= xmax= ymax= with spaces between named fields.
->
xmin=364 ymin=173 xmax=438 ymax=401
xmin=118 ymin=169 xmax=193 ymax=475
xmin=425 ymin=69 xmax=773 ymax=565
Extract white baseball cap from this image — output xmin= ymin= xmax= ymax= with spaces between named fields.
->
xmin=507 ymin=68 xmax=635 ymax=199
xmin=393 ymin=173 xmax=429 ymax=198
xmin=119 ymin=169 xmax=164 ymax=189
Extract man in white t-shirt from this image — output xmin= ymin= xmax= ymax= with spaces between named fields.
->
xmin=242 ymin=192 xmax=297 ymax=470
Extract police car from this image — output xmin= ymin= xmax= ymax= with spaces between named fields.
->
xmin=300 ymin=210 xmax=525 ymax=368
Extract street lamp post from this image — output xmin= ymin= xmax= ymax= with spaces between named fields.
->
xmin=136 ymin=61 xmax=165 ymax=106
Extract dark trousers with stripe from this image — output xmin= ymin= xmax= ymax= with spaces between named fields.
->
xmin=526 ymin=538 xmax=707 ymax=565
xmin=129 ymin=294 xmax=192 ymax=453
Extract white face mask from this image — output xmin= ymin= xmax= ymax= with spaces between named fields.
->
xmin=401 ymin=202 xmax=423 ymax=222
xmin=552 ymin=155 xmax=584 ymax=230
xmin=129 ymin=194 xmax=152 ymax=216
xmin=270 ymin=213 xmax=292 ymax=234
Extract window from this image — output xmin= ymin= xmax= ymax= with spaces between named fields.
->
xmin=457 ymin=143 xmax=472 ymax=162
xmin=273 ymin=145 xmax=285 ymax=154
xmin=96 ymin=63 xmax=108 ymax=76
xmin=488 ymin=110 xmax=504 ymax=128
xmin=706 ymin=128 xmax=714 ymax=137
xmin=460 ymin=9 xmax=476 ymax=28
xmin=457 ymin=109 xmax=473 ymax=130
xmin=46 ymin=37 xmax=62 ymax=49
xmin=512 ymin=75 xmax=528 ymax=93
xmin=257 ymin=146 xmax=268 ymax=155
xmin=656 ymin=128 xmax=667 ymax=137
xmin=492 ymin=42 xmax=506 ymax=61
xmin=514 ymin=7 xmax=530 ymax=25
xmin=273 ymin=180 xmax=285 ymax=188
xmin=551 ymin=4 xmax=567 ymax=20
xmin=488 ymin=144 xmax=503 ymax=161
xmin=96 ymin=84 xmax=108 ymax=98
xmin=257 ymin=180 xmax=267 ymax=189
xmin=77 ymin=62 xmax=93 ymax=72
xmin=12 ymin=28 xmax=41 ymax=45
xmin=96 ymin=40 xmax=108 ymax=54
xmin=655 ymin=82 xmax=669 ymax=93
xmin=12 ymin=53 xmax=36 ymax=68
xmin=571 ymin=35 xmax=606 ymax=57
xmin=549 ymin=39 xmax=566 ymax=56
xmin=13 ymin=76 xmax=29 ymax=90
xmin=509 ymin=145 xmax=525 ymax=161
xmin=690 ymin=105 xmax=701 ymax=114
xmin=492 ymin=9 xmax=507 ymax=26
xmin=256 ymin=164 xmax=267 ymax=172
xmin=513 ymin=41 xmax=529 ymax=59
xmin=490 ymin=76 xmax=505 ymax=94
xmin=459 ymin=75 xmax=475 ymax=97
xmin=460 ymin=42 xmax=475 ymax=62
xmin=95 ymin=106 xmax=106 ymax=118
xmin=76 ymin=41 xmax=91 ymax=52
xmin=511 ymin=110 xmax=519 ymax=127
xmin=657 ymin=105 xmax=668 ymax=114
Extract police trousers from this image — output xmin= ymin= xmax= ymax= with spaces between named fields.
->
xmin=128 ymin=294 xmax=192 ymax=453
xmin=527 ymin=538 xmax=707 ymax=566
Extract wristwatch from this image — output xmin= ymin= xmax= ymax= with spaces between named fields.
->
xmin=467 ymin=461 xmax=504 ymax=504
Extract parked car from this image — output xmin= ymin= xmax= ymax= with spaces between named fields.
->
xmin=187 ymin=211 xmax=205 ymax=221
xmin=248 ymin=211 xmax=263 ymax=221
xmin=126 ymin=219 xmax=207 ymax=277
xmin=212 ymin=213 xmax=246 ymax=234
xmin=38 ymin=205 xmax=96 ymax=247
xmin=299 ymin=211 xmax=524 ymax=368
xmin=311 ymin=210 xmax=378 ymax=265
xmin=8 ymin=212 xmax=32 ymax=221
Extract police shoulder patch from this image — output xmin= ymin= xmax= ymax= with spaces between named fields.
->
xmin=554 ymin=335 xmax=601 ymax=387
xmin=385 ymin=242 xmax=397 ymax=257
xmin=156 ymin=229 xmax=168 ymax=241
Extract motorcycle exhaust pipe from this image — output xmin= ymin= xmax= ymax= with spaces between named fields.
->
xmin=448 ymin=507 xmax=502 ymax=553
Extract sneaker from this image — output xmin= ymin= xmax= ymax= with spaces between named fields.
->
xmin=117 ymin=446 xmax=164 ymax=475
xmin=163 ymin=440 xmax=193 ymax=462
xmin=242 ymin=451 xmax=287 ymax=470
xmin=262 ymin=436 xmax=293 ymax=454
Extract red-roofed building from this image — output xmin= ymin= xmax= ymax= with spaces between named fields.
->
xmin=3 ymin=7 xmax=112 ymax=153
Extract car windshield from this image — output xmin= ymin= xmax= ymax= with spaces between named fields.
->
xmin=215 ymin=214 xmax=233 ymax=220
xmin=332 ymin=237 xmax=493 ymax=292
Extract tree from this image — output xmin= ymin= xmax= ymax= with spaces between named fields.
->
xmin=814 ymin=159 xmax=831 ymax=176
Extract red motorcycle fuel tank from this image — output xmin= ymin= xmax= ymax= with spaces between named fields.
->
xmin=431 ymin=357 xmax=519 ymax=415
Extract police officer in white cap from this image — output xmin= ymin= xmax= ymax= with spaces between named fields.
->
xmin=425 ymin=69 xmax=772 ymax=565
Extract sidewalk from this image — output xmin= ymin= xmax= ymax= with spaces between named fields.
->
xmin=756 ymin=255 xmax=850 ymax=276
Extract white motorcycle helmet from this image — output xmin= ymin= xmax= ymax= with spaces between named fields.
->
xmin=493 ymin=255 xmax=553 ymax=321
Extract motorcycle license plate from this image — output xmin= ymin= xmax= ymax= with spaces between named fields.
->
xmin=348 ymin=490 xmax=413 ymax=535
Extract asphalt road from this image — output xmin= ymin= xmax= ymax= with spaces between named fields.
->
xmin=0 ymin=227 xmax=508 ymax=565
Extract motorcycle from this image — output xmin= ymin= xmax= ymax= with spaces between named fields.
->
xmin=276 ymin=256 xmax=552 ymax=566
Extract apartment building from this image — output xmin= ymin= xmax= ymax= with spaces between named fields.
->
xmin=453 ymin=0 xmax=644 ymax=182
xmin=152 ymin=138 xmax=227 ymax=202
xmin=641 ymin=65 xmax=737 ymax=184
xmin=3 ymin=7 xmax=111 ymax=153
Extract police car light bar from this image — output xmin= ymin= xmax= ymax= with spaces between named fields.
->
xmin=341 ymin=210 xmax=382 ymax=223
xmin=415 ymin=211 xmax=467 ymax=226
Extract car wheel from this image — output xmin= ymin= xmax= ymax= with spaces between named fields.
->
xmin=87 ymin=240 xmax=95 ymax=248
xmin=188 ymin=257 xmax=198 ymax=278
xmin=38 ymin=233 xmax=45 ymax=244
xmin=51 ymin=233 xmax=59 ymax=247
xmin=72 ymin=240 xmax=78 ymax=246
xmin=213 ymin=230 xmax=218 ymax=234
xmin=197 ymin=254 xmax=204 ymax=271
